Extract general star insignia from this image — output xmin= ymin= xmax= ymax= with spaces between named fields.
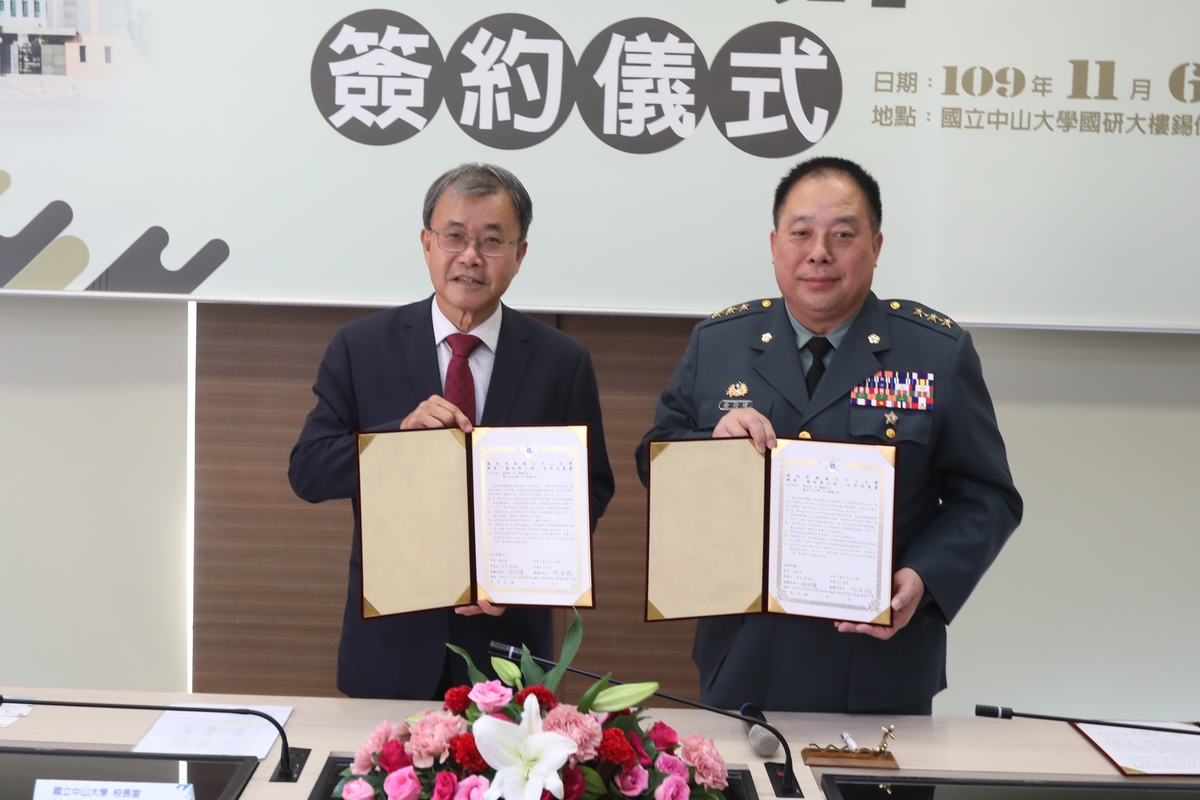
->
xmin=884 ymin=411 xmax=899 ymax=425
xmin=726 ymin=382 xmax=749 ymax=398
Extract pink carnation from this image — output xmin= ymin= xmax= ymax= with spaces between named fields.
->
xmin=655 ymin=753 xmax=688 ymax=780
xmin=680 ymin=733 xmax=728 ymax=791
xmin=454 ymin=775 xmax=491 ymax=800
xmin=342 ymin=778 xmax=376 ymax=800
xmin=647 ymin=721 xmax=678 ymax=753
xmin=384 ymin=766 xmax=422 ymax=800
xmin=431 ymin=771 xmax=459 ymax=800
xmin=615 ymin=765 xmax=649 ymax=796
xmin=468 ymin=680 xmax=514 ymax=713
xmin=655 ymin=775 xmax=690 ymax=800
xmin=405 ymin=710 xmax=468 ymax=768
xmin=542 ymin=704 xmax=604 ymax=763
xmin=351 ymin=720 xmax=407 ymax=775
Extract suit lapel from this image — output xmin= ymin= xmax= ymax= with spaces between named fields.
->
xmin=399 ymin=297 xmax=444 ymax=401
xmin=806 ymin=294 xmax=890 ymax=418
xmin=481 ymin=305 xmax=532 ymax=425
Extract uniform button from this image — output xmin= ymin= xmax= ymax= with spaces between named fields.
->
xmin=885 ymin=428 xmax=896 ymax=439
xmin=798 ymin=431 xmax=812 ymax=439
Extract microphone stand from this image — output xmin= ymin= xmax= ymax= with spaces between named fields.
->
xmin=490 ymin=643 xmax=804 ymax=797
xmin=0 ymin=695 xmax=310 ymax=782
xmin=976 ymin=705 xmax=1200 ymax=737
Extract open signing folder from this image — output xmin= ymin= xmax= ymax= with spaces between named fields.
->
xmin=357 ymin=425 xmax=593 ymax=617
xmin=646 ymin=437 xmax=895 ymax=624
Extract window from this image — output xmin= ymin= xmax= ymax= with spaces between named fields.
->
xmin=104 ymin=46 xmax=111 ymax=64
xmin=33 ymin=0 xmax=38 ymax=14
xmin=79 ymin=44 xmax=86 ymax=62
xmin=22 ymin=1 xmax=28 ymax=17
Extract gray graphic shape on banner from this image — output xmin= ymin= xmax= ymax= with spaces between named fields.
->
xmin=0 ymin=200 xmax=73 ymax=286
xmin=573 ymin=18 xmax=709 ymax=155
xmin=708 ymin=22 xmax=842 ymax=158
xmin=86 ymin=227 xmax=230 ymax=294
xmin=443 ymin=14 xmax=576 ymax=150
xmin=311 ymin=10 xmax=446 ymax=146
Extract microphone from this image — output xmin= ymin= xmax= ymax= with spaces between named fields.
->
xmin=976 ymin=704 xmax=1200 ymax=737
xmin=0 ymin=694 xmax=310 ymax=781
xmin=490 ymin=641 xmax=803 ymax=797
xmin=740 ymin=702 xmax=781 ymax=757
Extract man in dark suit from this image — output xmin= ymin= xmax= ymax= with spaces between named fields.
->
xmin=290 ymin=164 xmax=614 ymax=700
xmin=637 ymin=157 xmax=1021 ymax=714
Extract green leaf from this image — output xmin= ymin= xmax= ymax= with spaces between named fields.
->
xmin=542 ymin=608 xmax=583 ymax=692
xmin=519 ymin=644 xmax=546 ymax=687
xmin=591 ymin=681 xmax=659 ymax=712
xmin=446 ymin=643 xmax=489 ymax=685
xmin=580 ymin=765 xmax=607 ymax=798
xmin=490 ymin=656 xmax=524 ymax=688
xmin=575 ymin=673 xmax=611 ymax=715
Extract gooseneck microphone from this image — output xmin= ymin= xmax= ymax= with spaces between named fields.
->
xmin=490 ymin=642 xmax=803 ymax=797
xmin=976 ymin=705 xmax=1200 ymax=737
xmin=0 ymin=694 xmax=310 ymax=781
xmin=740 ymin=702 xmax=781 ymax=757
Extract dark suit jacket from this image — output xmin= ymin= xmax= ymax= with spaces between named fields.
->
xmin=289 ymin=298 xmax=614 ymax=700
xmin=636 ymin=293 xmax=1021 ymax=712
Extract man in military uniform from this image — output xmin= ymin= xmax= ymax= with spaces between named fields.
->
xmin=636 ymin=156 xmax=1022 ymax=714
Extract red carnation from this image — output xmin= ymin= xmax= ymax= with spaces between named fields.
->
xmin=449 ymin=732 xmax=489 ymax=773
xmin=444 ymin=685 xmax=472 ymax=714
xmin=599 ymin=727 xmax=637 ymax=772
xmin=514 ymin=685 xmax=558 ymax=713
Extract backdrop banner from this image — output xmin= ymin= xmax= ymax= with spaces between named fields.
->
xmin=1 ymin=1 xmax=1197 ymax=329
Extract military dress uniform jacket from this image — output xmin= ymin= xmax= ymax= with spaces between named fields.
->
xmin=290 ymin=297 xmax=615 ymax=700
xmin=636 ymin=292 xmax=1022 ymax=712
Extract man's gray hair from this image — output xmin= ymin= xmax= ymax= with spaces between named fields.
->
xmin=422 ymin=163 xmax=533 ymax=241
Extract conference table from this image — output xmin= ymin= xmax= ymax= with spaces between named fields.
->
xmin=1 ymin=686 xmax=1194 ymax=799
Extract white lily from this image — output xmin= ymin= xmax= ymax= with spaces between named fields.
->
xmin=473 ymin=694 xmax=578 ymax=800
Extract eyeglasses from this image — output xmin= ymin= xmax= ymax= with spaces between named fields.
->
xmin=430 ymin=229 xmax=519 ymax=258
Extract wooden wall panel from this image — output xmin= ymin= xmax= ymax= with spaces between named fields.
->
xmin=194 ymin=304 xmax=704 ymax=703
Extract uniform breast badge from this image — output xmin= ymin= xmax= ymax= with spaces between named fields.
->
xmin=850 ymin=372 xmax=935 ymax=410
xmin=719 ymin=381 xmax=753 ymax=411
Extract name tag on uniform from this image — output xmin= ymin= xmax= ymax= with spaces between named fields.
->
xmin=850 ymin=371 xmax=934 ymax=410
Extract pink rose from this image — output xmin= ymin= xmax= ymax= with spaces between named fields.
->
xmin=647 ymin=721 xmax=678 ymax=753
xmin=654 ymin=775 xmax=690 ymax=800
xmin=628 ymin=731 xmax=652 ymax=766
xmin=615 ymin=765 xmax=649 ymax=796
xmin=342 ymin=778 xmax=376 ymax=800
xmin=379 ymin=739 xmax=412 ymax=773
xmin=680 ymin=733 xmax=728 ymax=791
xmin=431 ymin=771 xmax=459 ymax=800
xmin=655 ymin=753 xmax=688 ymax=780
xmin=383 ymin=766 xmax=422 ymax=800
xmin=454 ymin=775 xmax=491 ymax=800
xmin=468 ymin=680 xmax=514 ymax=713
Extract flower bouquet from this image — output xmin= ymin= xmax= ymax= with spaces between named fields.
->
xmin=335 ymin=613 xmax=728 ymax=800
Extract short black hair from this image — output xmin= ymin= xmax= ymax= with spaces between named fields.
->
xmin=772 ymin=156 xmax=882 ymax=234
xmin=423 ymin=163 xmax=533 ymax=241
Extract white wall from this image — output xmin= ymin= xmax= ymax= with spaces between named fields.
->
xmin=935 ymin=327 xmax=1200 ymax=720
xmin=0 ymin=295 xmax=189 ymax=691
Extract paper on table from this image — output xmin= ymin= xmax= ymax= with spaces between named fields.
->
xmin=132 ymin=704 xmax=293 ymax=761
xmin=1076 ymin=722 xmax=1200 ymax=775
xmin=0 ymin=701 xmax=32 ymax=727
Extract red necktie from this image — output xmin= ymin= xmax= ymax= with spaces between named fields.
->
xmin=444 ymin=333 xmax=483 ymax=423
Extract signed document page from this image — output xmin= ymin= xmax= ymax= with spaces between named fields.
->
xmin=472 ymin=425 xmax=593 ymax=608
xmin=1075 ymin=722 xmax=1200 ymax=776
xmin=358 ymin=428 xmax=471 ymax=617
xmin=646 ymin=438 xmax=765 ymax=621
xmin=767 ymin=439 xmax=895 ymax=624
